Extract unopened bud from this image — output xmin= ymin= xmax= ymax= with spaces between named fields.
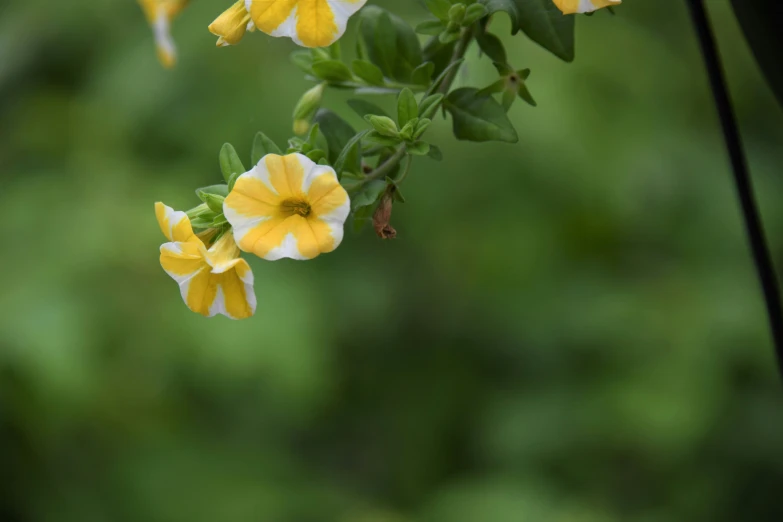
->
xmin=292 ymin=83 xmax=325 ymax=134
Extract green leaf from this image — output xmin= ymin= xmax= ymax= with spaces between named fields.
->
xmin=482 ymin=0 xmax=575 ymax=62
xmin=347 ymin=99 xmax=391 ymax=119
xmin=407 ymin=141 xmax=431 ymax=156
xmin=365 ymin=115 xmax=399 ymax=137
xmin=352 ymin=204 xmax=375 ymax=233
xmin=427 ymin=144 xmax=444 ymax=161
xmin=397 ymin=88 xmax=419 ymax=126
xmin=252 ymin=132 xmax=282 ymax=164
xmin=444 ymin=87 xmax=518 ymax=142
xmin=414 ymin=118 xmax=433 ymax=140
xmin=425 ymin=0 xmax=453 ymax=21
xmin=411 ymin=62 xmax=435 ymax=86
xmin=359 ymin=6 xmax=423 ymax=82
xmin=305 ymin=149 xmax=327 ymax=163
xmin=202 ymin=193 xmax=226 ymax=214
xmin=352 ymin=179 xmax=387 ymax=210
xmin=334 ymin=130 xmax=368 ymax=179
xmin=463 ymin=3 xmax=490 ymax=25
xmin=311 ymin=60 xmax=355 ymax=83
xmin=416 ymin=20 xmax=446 ymax=36
xmin=419 ymin=93 xmax=445 ymax=119
xmin=290 ymin=50 xmax=315 ymax=74
xmin=352 ymin=59 xmax=385 ymax=86
xmin=219 ymin=143 xmax=246 ymax=183
xmin=364 ymin=131 xmax=402 ymax=147
xmin=477 ymin=32 xmax=507 ymax=64
xmin=730 ymin=0 xmax=783 ymax=109
xmin=196 ymin=184 xmax=229 ymax=202
xmin=313 ymin=109 xmax=356 ymax=164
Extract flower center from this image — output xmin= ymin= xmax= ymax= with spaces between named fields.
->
xmin=280 ymin=197 xmax=312 ymax=218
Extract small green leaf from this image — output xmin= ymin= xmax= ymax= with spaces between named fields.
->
xmin=416 ymin=20 xmax=445 ymax=36
xmin=290 ymin=50 xmax=314 ymax=74
xmin=203 ymin=193 xmax=226 ymax=214
xmin=419 ymin=93 xmax=445 ymax=119
xmin=252 ymin=132 xmax=281 ymax=164
xmin=477 ymin=32 xmax=507 ymax=64
xmin=413 ymin=118 xmax=433 ymax=140
xmin=219 ymin=143 xmax=246 ymax=183
xmin=425 ymin=0 xmax=453 ymax=20
xmin=463 ymin=3 xmax=489 ymax=25
xmin=365 ymin=131 xmax=402 ymax=147
xmin=365 ymin=115 xmax=399 ymax=137
xmin=352 ymin=179 xmax=387 ymax=210
xmin=352 ymin=59 xmax=386 ymax=86
xmin=334 ymin=130 xmax=368 ymax=179
xmin=311 ymin=60 xmax=355 ymax=82
xmin=445 ymin=87 xmax=518 ymax=142
xmin=427 ymin=144 xmax=444 ymax=161
xmin=397 ymin=88 xmax=419 ymax=126
xmin=347 ymin=99 xmax=391 ymax=119
xmin=196 ymin=184 xmax=229 ymax=202
xmin=407 ymin=141 xmax=431 ymax=156
xmin=306 ymin=149 xmax=327 ymax=163
xmin=314 ymin=109 xmax=357 ymax=164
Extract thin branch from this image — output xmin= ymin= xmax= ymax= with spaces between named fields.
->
xmin=686 ymin=0 xmax=783 ymax=380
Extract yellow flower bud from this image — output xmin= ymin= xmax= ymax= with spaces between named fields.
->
xmin=208 ymin=0 xmax=254 ymax=47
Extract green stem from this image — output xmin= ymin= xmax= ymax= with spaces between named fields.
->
xmin=350 ymin=26 xmax=477 ymax=194
xmin=437 ymin=27 xmax=475 ymax=95
xmin=362 ymin=145 xmax=408 ymax=184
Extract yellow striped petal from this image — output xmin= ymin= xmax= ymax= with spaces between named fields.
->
xmin=155 ymin=202 xmax=201 ymax=244
xmin=139 ymin=0 xmax=190 ymax=68
xmin=209 ymin=0 xmax=254 ymax=47
xmin=552 ymin=0 xmax=621 ymax=14
xmin=223 ymin=153 xmax=350 ymax=260
xmin=248 ymin=0 xmax=367 ymax=48
xmin=157 ymin=204 xmax=256 ymax=319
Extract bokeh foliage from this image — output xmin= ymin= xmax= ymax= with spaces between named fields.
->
xmin=1 ymin=1 xmax=783 ymax=521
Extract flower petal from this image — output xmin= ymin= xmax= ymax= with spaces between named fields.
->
xmin=155 ymin=202 xmax=200 ymax=244
xmin=248 ymin=0 xmax=367 ymax=48
xmin=160 ymin=242 xmax=217 ymax=316
xmin=552 ymin=0 xmax=621 ymax=14
xmin=209 ymin=259 xmax=257 ymax=319
xmin=208 ymin=0 xmax=251 ymax=46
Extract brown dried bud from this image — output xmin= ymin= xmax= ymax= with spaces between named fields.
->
xmin=373 ymin=190 xmax=397 ymax=239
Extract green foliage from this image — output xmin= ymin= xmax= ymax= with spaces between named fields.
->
xmin=358 ymin=6 xmax=423 ymax=83
xmin=482 ymin=0 xmax=575 ymax=61
xmin=252 ymin=132 xmax=282 ymax=164
xmin=445 ymin=88 xmax=519 ymax=142
xmin=218 ymin=143 xmax=246 ymax=184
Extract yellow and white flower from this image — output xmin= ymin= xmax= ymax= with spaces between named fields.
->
xmin=155 ymin=203 xmax=256 ymax=319
xmin=139 ymin=0 xmax=190 ymax=68
xmin=223 ymin=153 xmax=350 ymax=261
xmin=553 ymin=0 xmax=621 ymax=14
xmin=210 ymin=0 xmax=368 ymax=48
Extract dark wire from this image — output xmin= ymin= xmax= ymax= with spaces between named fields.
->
xmin=685 ymin=0 xmax=783 ymax=380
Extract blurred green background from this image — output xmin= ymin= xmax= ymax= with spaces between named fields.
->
xmin=2 ymin=1 xmax=783 ymax=520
